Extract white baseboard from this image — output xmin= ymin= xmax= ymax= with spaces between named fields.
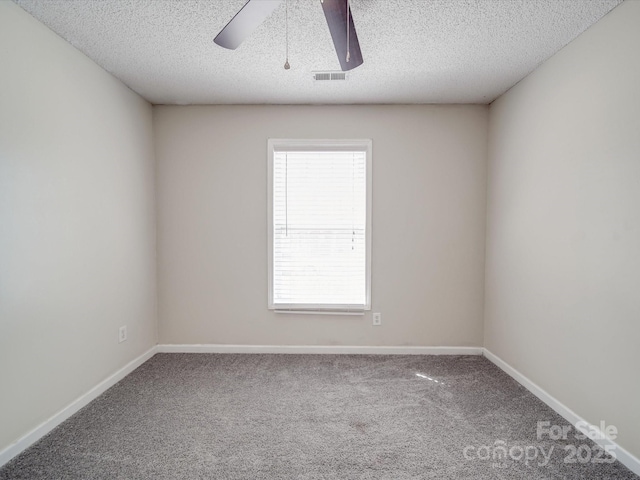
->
xmin=157 ymin=344 xmax=484 ymax=355
xmin=0 ymin=346 xmax=158 ymax=468
xmin=158 ymin=344 xmax=483 ymax=355
xmin=483 ymin=348 xmax=640 ymax=477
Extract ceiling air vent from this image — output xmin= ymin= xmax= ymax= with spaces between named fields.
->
xmin=313 ymin=71 xmax=347 ymax=81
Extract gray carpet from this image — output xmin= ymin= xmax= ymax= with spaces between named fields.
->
xmin=0 ymin=354 xmax=637 ymax=479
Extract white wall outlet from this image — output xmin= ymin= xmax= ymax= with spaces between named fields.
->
xmin=373 ymin=313 xmax=382 ymax=326
xmin=118 ymin=325 xmax=127 ymax=343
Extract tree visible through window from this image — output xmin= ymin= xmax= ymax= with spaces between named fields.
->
xmin=268 ymin=139 xmax=372 ymax=312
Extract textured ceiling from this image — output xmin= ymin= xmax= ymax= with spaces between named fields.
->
xmin=14 ymin=0 xmax=622 ymax=105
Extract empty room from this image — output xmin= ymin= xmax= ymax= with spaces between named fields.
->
xmin=1 ymin=0 xmax=639 ymax=478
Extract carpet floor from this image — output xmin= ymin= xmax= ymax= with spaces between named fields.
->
xmin=0 ymin=353 xmax=637 ymax=479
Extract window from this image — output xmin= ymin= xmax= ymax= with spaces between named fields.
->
xmin=268 ymin=139 xmax=372 ymax=313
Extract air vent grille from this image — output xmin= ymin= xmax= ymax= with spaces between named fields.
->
xmin=313 ymin=72 xmax=347 ymax=81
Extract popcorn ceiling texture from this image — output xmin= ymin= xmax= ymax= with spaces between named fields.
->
xmin=13 ymin=0 xmax=622 ymax=105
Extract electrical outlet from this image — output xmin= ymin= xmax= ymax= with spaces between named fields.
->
xmin=373 ymin=313 xmax=382 ymax=326
xmin=118 ymin=325 xmax=127 ymax=343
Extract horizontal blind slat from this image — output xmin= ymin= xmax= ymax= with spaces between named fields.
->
xmin=272 ymin=149 xmax=367 ymax=306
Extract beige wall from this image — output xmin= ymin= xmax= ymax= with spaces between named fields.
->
xmin=155 ymin=105 xmax=488 ymax=347
xmin=485 ymin=0 xmax=640 ymax=460
xmin=0 ymin=2 xmax=157 ymax=453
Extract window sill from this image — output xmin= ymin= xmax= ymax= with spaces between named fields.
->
xmin=274 ymin=309 xmax=365 ymax=316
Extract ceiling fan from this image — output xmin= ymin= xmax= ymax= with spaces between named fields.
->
xmin=214 ymin=0 xmax=364 ymax=71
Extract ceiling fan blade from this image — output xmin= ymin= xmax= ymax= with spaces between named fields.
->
xmin=214 ymin=0 xmax=282 ymax=50
xmin=320 ymin=0 xmax=364 ymax=71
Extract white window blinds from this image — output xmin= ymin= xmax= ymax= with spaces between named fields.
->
xmin=268 ymin=140 xmax=372 ymax=312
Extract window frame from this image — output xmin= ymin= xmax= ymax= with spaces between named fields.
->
xmin=267 ymin=138 xmax=373 ymax=314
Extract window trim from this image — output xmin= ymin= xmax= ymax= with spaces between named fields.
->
xmin=267 ymin=138 xmax=373 ymax=313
